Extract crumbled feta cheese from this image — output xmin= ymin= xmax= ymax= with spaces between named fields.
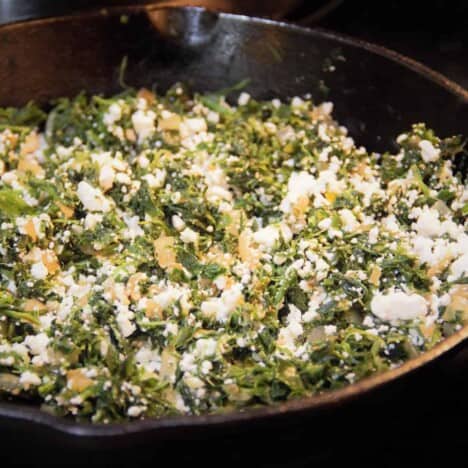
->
xmin=206 ymin=111 xmax=220 ymax=124
xmin=179 ymin=352 xmax=196 ymax=373
xmin=195 ymin=338 xmax=217 ymax=358
xmin=396 ymin=133 xmax=407 ymax=143
xmin=237 ymin=92 xmax=250 ymax=106
xmin=84 ymin=213 xmax=103 ymax=230
xmin=410 ymin=236 xmax=452 ymax=267
xmin=277 ymin=304 xmax=304 ymax=351
xmin=116 ymin=172 xmax=131 ymax=185
xmin=320 ymin=102 xmax=333 ymax=115
xmin=368 ymin=227 xmax=379 ymax=244
xmin=77 ymin=181 xmax=112 ymax=212
xmin=175 ymin=392 xmax=189 ymax=412
xmin=362 ymin=316 xmax=375 ymax=327
xmin=31 ymin=261 xmax=48 ymax=280
xmin=382 ymin=215 xmax=400 ymax=233
xmin=206 ymin=185 xmax=232 ymax=203
xmin=152 ymin=285 xmax=187 ymax=310
xmin=413 ymin=207 xmax=442 ymax=238
xmin=318 ymin=218 xmax=332 ymax=230
xmin=345 ymin=373 xmax=356 ymax=383
xmin=137 ymin=154 xmax=150 ymax=168
xmin=123 ymin=214 xmax=144 ymax=239
xmin=318 ymin=123 xmax=330 ymax=142
xmin=418 ymin=140 xmax=440 ymax=162
xmin=143 ymin=169 xmax=166 ymax=188
xmin=172 ymin=215 xmax=185 ymax=231
xmin=19 ymin=371 xmax=41 ymax=388
xmin=116 ymin=306 xmax=136 ymax=338
xmin=103 ymin=102 xmax=122 ymax=126
xmin=164 ymin=322 xmax=179 ymax=336
xmin=180 ymin=227 xmax=199 ymax=244
xmin=371 ymin=291 xmax=427 ymax=322
xmin=135 ymin=346 xmax=161 ymax=373
xmin=253 ymin=225 xmax=280 ymax=250
xmin=291 ymin=96 xmax=304 ymax=108
xmin=339 ymin=209 xmax=359 ymax=232
xmin=131 ymin=109 xmax=156 ymax=140
xmin=214 ymin=276 xmax=227 ymax=290
xmin=279 ymin=223 xmax=293 ymax=243
xmin=179 ymin=117 xmax=207 ymax=138
xmin=448 ymin=254 xmax=468 ymax=282
xmin=272 ymin=98 xmax=281 ymax=108
xmin=200 ymin=284 xmax=244 ymax=323
xmin=127 ymin=405 xmax=146 ymax=417
xmin=201 ymin=360 xmax=213 ymax=374
xmin=24 ymin=333 xmax=49 ymax=357
xmin=280 ymin=171 xmax=316 ymax=213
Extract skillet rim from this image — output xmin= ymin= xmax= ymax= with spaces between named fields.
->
xmin=0 ymin=4 xmax=467 ymax=437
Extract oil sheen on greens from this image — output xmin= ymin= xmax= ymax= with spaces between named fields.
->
xmin=0 ymin=84 xmax=466 ymax=423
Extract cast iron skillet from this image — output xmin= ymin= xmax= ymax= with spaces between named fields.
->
xmin=0 ymin=4 xmax=467 ymax=446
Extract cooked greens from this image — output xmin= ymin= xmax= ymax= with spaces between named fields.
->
xmin=0 ymin=85 xmax=466 ymax=422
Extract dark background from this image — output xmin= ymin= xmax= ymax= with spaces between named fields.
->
xmin=318 ymin=0 xmax=468 ymax=91
xmin=0 ymin=1 xmax=467 ymax=467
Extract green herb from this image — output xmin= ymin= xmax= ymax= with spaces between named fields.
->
xmin=0 ymin=188 xmax=34 ymax=217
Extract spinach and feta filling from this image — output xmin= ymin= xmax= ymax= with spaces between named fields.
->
xmin=0 ymin=85 xmax=466 ymax=422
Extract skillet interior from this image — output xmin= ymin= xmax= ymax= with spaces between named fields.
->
xmin=0 ymin=5 xmax=467 ymax=444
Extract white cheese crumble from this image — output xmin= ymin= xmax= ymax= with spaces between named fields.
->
xmin=237 ymin=92 xmax=250 ymax=106
xmin=412 ymin=206 xmax=442 ymax=238
xmin=318 ymin=218 xmax=332 ymax=230
xmin=76 ymin=181 xmax=112 ymax=212
xmin=371 ymin=291 xmax=428 ymax=323
xmin=123 ymin=214 xmax=144 ymax=239
xmin=143 ymin=169 xmax=166 ymax=188
xmin=131 ymin=109 xmax=156 ymax=141
xmin=418 ymin=140 xmax=440 ymax=162
xmin=291 ymin=96 xmax=304 ymax=108
xmin=19 ymin=371 xmax=41 ymax=388
xmin=206 ymin=111 xmax=220 ymax=124
xmin=172 ymin=215 xmax=185 ymax=231
xmin=116 ymin=306 xmax=136 ymax=338
xmin=253 ymin=225 xmax=280 ymax=250
xmin=448 ymin=254 xmax=468 ymax=282
xmin=200 ymin=284 xmax=244 ymax=323
xmin=180 ymin=227 xmax=199 ymax=244
xmin=31 ymin=261 xmax=48 ymax=280
xmin=339 ymin=209 xmax=359 ymax=232
xmin=127 ymin=405 xmax=146 ymax=417
xmin=277 ymin=304 xmax=304 ymax=351
xmin=280 ymin=171 xmax=316 ymax=213
xmin=179 ymin=117 xmax=207 ymax=138
xmin=103 ymin=102 xmax=122 ymax=126
xmin=195 ymin=338 xmax=217 ymax=358
xmin=324 ymin=325 xmax=337 ymax=336
xmin=135 ymin=346 xmax=161 ymax=373
xmin=84 ymin=213 xmax=103 ymax=230
xmin=23 ymin=333 xmax=50 ymax=361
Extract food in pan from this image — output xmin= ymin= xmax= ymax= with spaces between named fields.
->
xmin=0 ymin=85 xmax=466 ymax=422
